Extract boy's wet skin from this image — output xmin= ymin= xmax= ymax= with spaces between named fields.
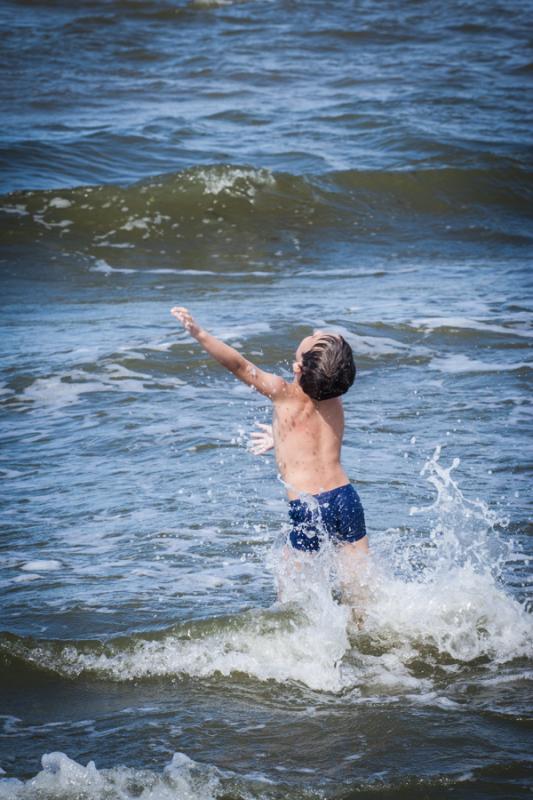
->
xmin=272 ymin=388 xmax=348 ymax=500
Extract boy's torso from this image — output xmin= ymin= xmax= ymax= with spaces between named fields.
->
xmin=272 ymin=388 xmax=349 ymax=499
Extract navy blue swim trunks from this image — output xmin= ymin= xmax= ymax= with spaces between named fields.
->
xmin=288 ymin=483 xmax=366 ymax=552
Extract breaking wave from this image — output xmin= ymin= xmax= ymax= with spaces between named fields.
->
xmin=1 ymin=164 xmax=532 ymax=255
xmin=1 ymin=449 xmax=531 ymax=696
xmin=4 ymin=749 xmax=526 ymax=800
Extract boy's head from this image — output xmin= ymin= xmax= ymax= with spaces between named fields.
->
xmin=293 ymin=330 xmax=356 ymax=401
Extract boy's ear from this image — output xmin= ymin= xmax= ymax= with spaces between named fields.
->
xmin=292 ymin=360 xmax=302 ymax=375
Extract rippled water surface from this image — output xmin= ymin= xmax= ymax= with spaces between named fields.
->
xmin=0 ymin=0 xmax=532 ymax=797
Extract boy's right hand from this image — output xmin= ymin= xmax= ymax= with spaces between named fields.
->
xmin=249 ymin=423 xmax=274 ymax=455
xmin=170 ymin=306 xmax=201 ymax=338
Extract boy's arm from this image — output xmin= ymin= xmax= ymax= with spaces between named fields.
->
xmin=171 ymin=306 xmax=287 ymax=400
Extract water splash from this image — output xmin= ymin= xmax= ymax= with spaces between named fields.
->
xmin=359 ymin=447 xmax=531 ymax=668
xmin=409 ymin=444 xmax=511 ymax=574
xmin=1 ymin=448 xmax=530 ymax=694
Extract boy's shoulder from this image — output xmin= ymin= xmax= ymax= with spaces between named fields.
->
xmin=272 ymin=380 xmax=304 ymax=404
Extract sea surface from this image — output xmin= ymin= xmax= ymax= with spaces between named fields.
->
xmin=0 ymin=0 xmax=532 ymax=797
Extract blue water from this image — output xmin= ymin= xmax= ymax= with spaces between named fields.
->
xmin=0 ymin=0 xmax=532 ymax=797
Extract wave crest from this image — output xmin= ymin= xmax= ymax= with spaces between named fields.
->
xmin=2 ymin=164 xmax=531 ymax=254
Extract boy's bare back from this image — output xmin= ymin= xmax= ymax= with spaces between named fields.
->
xmin=272 ymin=329 xmax=350 ymax=498
xmin=272 ymin=387 xmax=349 ymax=499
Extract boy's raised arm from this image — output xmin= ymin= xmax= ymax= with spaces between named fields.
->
xmin=171 ymin=306 xmax=287 ymax=400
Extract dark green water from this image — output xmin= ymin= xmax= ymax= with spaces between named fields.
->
xmin=0 ymin=0 xmax=532 ymax=797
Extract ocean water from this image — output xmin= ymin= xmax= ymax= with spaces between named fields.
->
xmin=0 ymin=0 xmax=532 ymax=797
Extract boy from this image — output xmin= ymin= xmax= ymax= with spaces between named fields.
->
xmin=170 ymin=307 xmax=369 ymax=592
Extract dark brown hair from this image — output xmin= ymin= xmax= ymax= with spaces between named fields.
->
xmin=299 ymin=334 xmax=356 ymax=401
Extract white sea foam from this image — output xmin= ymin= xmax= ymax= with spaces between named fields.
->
xmin=298 ymin=267 xmax=388 ymax=278
xmin=13 ymin=574 xmax=42 ymax=584
xmin=215 ymin=322 xmax=272 ymax=341
xmin=192 ymin=0 xmax=235 ymax=8
xmin=89 ymin=259 xmax=136 ymax=275
xmin=94 ymin=241 xmax=135 ymax=248
xmin=364 ymin=563 xmax=530 ymax=663
xmin=48 ymin=197 xmax=72 ymax=209
xmin=101 ymin=363 xmax=150 ymax=392
xmin=46 ymin=601 xmax=347 ymax=692
xmin=22 ymin=375 xmax=110 ymax=408
xmin=33 ymin=215 xmax=73 ymax=230
xmin=88 ymin=259 xmax=269 ymax=278
xmin=20 ymin=363 xmax=183 ymax=411
xmin=21 ymin=560 xmax=62 ymax=572
xmin=0 ymin=204 xmax=28 ymax=216
xmin=0 ymin=751 xmax=220 ymax=800
xmin=332 ymin=326 xmax=430 ymax=360
xmin=348 ymin=333 xmax=412 ymax=358
xmin=190 ymin=167 xmax=275 ymax=199
xmin=120 ymin=216 xmax=149 ymax=231
xmin=0 ymin=468 xmax=24 ymax=478
xmin=413 ymin=316 xmax=533 ymax=339
xmin=176 ymin=269 xmax=271 ymax=277
xmin=430 ymin=354 xmax=532 ymax=373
